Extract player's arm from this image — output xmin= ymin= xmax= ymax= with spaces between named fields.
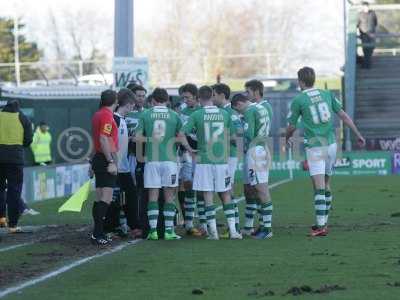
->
xmin=99 ymin=136 xmax=118 ymax=162
xmin=243 ymin=110 xmax=254 ymax=140
xmin=285 ymin=99 xmax=301 ymax=146
xmin=178 ymin=114 xmax=197 ymax=153
xmin=242 ymin=109 xmax=256 ymax=151
xmin=337 ymin=110 xmax=366 ymax=147
xmin=99 ymin=115 xmax=118 ymax=163
xmin=132 ymin=115 xmax=147 ymax=143
xmin=98 ymin=117 xmax=118 ymax=175
xmin=285 ymin=125 xmax=296 ymax=147
xmin=230 ymin=113 xmax=242 ymax=145
xmin=177 ymin=133 xmax=196 ymax=154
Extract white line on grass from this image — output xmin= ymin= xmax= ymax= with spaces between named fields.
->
xmin=269 ymin=178 xmax=293 ymax=189
xmin=0 ymin=239 xmax=142 ymax=299
xmin=0 ymin=227 xmax=89 ymax=254
xmin=216 ymin=177 xmax=293 ymax=211
xmin=1 ymin=177 xmax=293 ymax=298
xmin=0 ymin=242 xmax=35 ymax=253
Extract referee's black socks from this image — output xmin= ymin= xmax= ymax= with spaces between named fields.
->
xmin=92 ymin=201 xmax=110 ymax=238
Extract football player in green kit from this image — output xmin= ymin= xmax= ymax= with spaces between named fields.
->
xmin=286 ymin=67 xmax=365 ymax=237
xmin=180 ymin=86 xmax=242 ymax=240
xmin=232 ymin=93 xmax=274 ymax=239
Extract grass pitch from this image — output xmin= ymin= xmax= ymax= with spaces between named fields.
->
xmin=2 ymin=176 xmax=400 ymax=300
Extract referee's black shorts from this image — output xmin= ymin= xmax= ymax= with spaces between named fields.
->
xmin=92 ymin=153 xmax=117 ymax=188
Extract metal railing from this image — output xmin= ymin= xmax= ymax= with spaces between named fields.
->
xmin=344 ymin=3 xmax=400 ymax=150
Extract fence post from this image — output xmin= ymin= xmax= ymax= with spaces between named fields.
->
xmin=78 ymin=61 xmax=84 ymax=77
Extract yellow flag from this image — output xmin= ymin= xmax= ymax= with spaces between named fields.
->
xmin=58 ymin=180 xmax=92 ymax=213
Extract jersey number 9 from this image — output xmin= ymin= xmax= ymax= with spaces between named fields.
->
xmin=153 ymin=120 xmax=166 ymax=140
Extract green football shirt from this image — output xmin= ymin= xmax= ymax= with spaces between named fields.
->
xmin=125 ymin=108 xmax=147 ymax=155
xmin=180 ymin=105 xmax=201 ymax=147
xmin=243 ymin=103 xmax=271 ymax=150
xmin=287 ymin=88 xmax=342 ymax=148
xmin=136 ymin=106 xmax=182 ymax=162
xmin=180 ymin=105 xmax=200 ymax=125
xmin=259 ymin=99 xmax=273 ymax=127
xmin=222 ymin=103 xmax=243 ymax=158
xmin=182 ymin=105 xmax=232 ymax=164
xmin=126 ymin=108 xmax=147 ymax=137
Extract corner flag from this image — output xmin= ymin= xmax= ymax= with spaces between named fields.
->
xmin=58 ymin=180 xmax=92 ymax=213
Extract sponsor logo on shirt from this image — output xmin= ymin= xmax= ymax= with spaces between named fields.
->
xmin=103 ymin=123 xmax=112 ymax=134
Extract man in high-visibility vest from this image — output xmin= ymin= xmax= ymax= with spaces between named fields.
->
xmin=0 ymin=99 xmax=33 ymax=232
xmin=31 ymin=121 xmax=52 ymax=165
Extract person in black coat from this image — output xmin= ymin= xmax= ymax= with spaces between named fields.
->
xmin=357 ymin=1 xmax=378 ymax=69
xmin=0 ymin=99 xmax=33 ymax=233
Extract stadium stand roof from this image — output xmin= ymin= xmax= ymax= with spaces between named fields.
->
xmin=0 ymin=85 xmax=109 ymax=100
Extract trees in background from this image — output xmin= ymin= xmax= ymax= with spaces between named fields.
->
xmin=135 ymin=0 xmax=343 ymax=84
xmin=45 ymin=8 xmax=109 ymax=79
xmin=0 ymin=17 xmax=40 ymax=82
xmin=1 ymin=1 xmax=347 ymax=84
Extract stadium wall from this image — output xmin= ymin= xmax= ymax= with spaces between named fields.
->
xmin=22 ymin=163 xmax=90 ymax=203
xmin=21 ymin=151 xmax=398 ymax=203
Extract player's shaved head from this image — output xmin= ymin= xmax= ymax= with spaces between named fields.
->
xmin=198 ymin=85 xmax=213 ymax=101
xmin=297 ymin=67 xmax=316 ymax=88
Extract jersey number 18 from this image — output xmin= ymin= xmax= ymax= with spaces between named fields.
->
xmin=309 ymin=102 xmax=331 ymax=124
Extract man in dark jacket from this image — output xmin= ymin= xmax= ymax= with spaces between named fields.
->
xmin=357 ymin=1 xmax=378 ymax=69
xmin=0 ymin=99 xmax=33 ymax=232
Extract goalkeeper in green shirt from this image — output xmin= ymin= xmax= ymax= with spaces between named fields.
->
xmin=286 ymin=67 xmax=365 ymax=237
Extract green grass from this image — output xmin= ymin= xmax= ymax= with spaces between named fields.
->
xmin=4 ymin=176 xmax=400 ymax=300
xmin=19 ymin=194 xmax=95 ymax=227
xmin=315 ymin=77 xmax=342 ymax=91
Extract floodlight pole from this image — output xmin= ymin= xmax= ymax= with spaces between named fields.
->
xmin=343 ymin=0 xmax=352 ymax=151
xmin=114 ymin=0 xmax=134 ymax=57
xmin=14 ymin=14 xmax=21 ymax=86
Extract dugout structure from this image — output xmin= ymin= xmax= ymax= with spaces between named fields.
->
xmin=0 ymin=86 xmax=105 ymax=165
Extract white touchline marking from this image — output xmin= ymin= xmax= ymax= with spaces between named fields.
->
xmin=1 ymin=177 xmax=293 ymax=297
xmin=0 ymin=226 xmax=89 ymax=254
xmin=216 ymin=177 xmax=293 ymax=211
xmin=0 ymin=240 xmax=142 ymax=299
xmin=0 ymin=242 xmax=34 ymax=253
xmin=269 ymin=178 xmax=293 ymax=189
